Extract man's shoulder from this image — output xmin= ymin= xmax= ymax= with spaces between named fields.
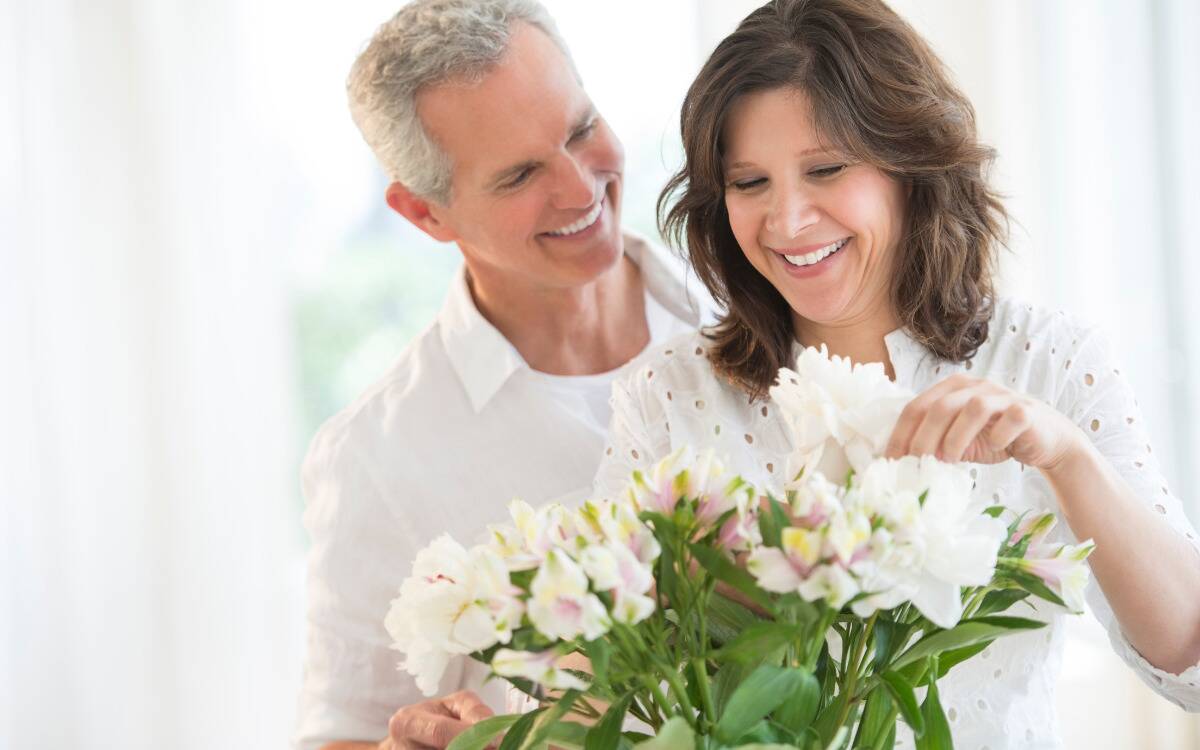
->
xmin=304 ymin=320 xmax=466 ymax=468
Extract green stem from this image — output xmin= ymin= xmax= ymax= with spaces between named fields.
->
xmin=661 ymin=664 xmax=698 ymax=727
xmin=692 ymin=657 xmax=717 ymax=728
xmin=836 ymin=613 xmax=877 ymax=729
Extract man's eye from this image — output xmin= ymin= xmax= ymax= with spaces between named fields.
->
xmin=570 ymin=120 xmax=598 ymax=142
xmin=505 ymin=168 xmax=535 ymax=188
xmin=728 ymin=177 xmax=766 ymax=191
xmin=810 ymin=164 xmax=847 ymax=178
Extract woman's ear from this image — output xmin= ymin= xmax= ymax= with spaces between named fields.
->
xmin=385 ymin=181 xmax=458 ymax=243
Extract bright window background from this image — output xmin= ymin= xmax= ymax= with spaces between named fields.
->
xmin=3 ymin=1 xmax=1198 ymax=748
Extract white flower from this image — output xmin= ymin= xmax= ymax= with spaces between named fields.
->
xmin=577 ymin=498 xmax=660 ymax=565
xmin=850 ymin=456 xmax=1007 ymax=627
xmin=511 ymin=500 xmax=579 ymax=555
xmin=579 ymin=541 xmax=658 ymax=625
xmin=1023 ymin=542 xmax=1094 ymax=613
xmin=385 ymin=536 xmax=524 ymax=696
xmin=770 ymin=345 xmax=913 ymax=477
xmin=528 ymin=548 xmax=612 ymax=641
xmin=797 ymin=563 xmax=860 ymax=609
xmin=492 ymin=648 xmax=589 ymax=691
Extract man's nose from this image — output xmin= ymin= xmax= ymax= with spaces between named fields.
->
xmin=765 ymin=188 xmax=820 ymax=241
xmin=551 ymin=153 xmax=596 ymax=210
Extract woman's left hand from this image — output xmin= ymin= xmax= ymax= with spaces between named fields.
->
xmin=883 ymin=373 xmax=1087 ymax=471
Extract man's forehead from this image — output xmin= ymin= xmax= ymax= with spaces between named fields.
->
xmin=415 ymin=31 xmax=593 ymax=185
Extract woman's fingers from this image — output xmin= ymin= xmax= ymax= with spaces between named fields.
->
xmin=885 ymin=373 xmax=978 ymax=458
xmin=903 ymin=382 xmax=999 ymax=459
xmin=940 ymin=392 xmax=1012 ymax=463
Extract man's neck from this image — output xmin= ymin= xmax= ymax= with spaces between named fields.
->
xmin=792 ymin=301 xmax=901 ymax=380
xmin=466 ymin=254 xmax=650 ymax=376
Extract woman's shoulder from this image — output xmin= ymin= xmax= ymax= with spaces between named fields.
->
xmin=624 ymin=330 xmax=723 ymax=391
xmin=984 ymin=296 xmax=1105 ymax=356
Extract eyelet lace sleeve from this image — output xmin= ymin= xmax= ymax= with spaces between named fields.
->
xmin=1056 ymin=321 xmax=1200 ymax=709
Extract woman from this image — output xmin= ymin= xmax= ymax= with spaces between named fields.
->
xmin=593 ymin=0 xmax=1200 ymax=746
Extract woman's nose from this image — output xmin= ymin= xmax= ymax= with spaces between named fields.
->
xmin=765 ymin=188 xmax=820 ymax=241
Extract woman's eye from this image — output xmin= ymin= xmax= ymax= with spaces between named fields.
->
xmin=810 ymin=164 xmax=847 ymax=178
xmin=729 ymin=177 xmax=766 ymax=191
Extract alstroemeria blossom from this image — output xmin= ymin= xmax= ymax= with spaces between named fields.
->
xmin=385 ymin=535 xmax=523 ymax=696
xmin=528 ymin=548 xmax=612 ymax=641
xmin=770 ymin=345 xmax=913 ymax=479
xmin=1015 ymin=541 xmax=1095 ymax=613
xmin=491 ymin=648 xmax=589 ymax=691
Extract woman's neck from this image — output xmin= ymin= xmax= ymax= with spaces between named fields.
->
xmin=792 ymin=307 xmax=902 ymax=380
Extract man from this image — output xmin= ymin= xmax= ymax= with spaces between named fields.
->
xmin=293 ymin=2 xmax=714 ymax=749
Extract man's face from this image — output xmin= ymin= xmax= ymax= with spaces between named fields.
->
xmin=416 ymin=24 xmax=625 ymax=291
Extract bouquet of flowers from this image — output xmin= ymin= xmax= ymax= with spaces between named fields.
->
xmin=385 ymin=347 xmax=1094 ymax=750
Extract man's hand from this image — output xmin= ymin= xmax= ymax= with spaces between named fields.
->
xmin=382 ymin=690 xmax=494 ymax=750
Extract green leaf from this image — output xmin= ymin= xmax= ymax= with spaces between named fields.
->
xmin=446 ymin=714 xmax=524 ymax=750
xmin=914 ymin=679 xmax=952 ymax=750
xmin=934 ymin=640 xmax=993 ymax=679
xmin=891 ymin=615 xmax=1045 ymax=671
xmin=823 ymin=725 xmax=850 ymax=750
xmin=519 ymin=691 xmax=581 ymax=750
xmin=583 ymin=639 xmax=611 ymax=687
xmin=854 ymin=686 xmax=894 ymax=748
xmin=706 ymin=592 xmax=766 ymax=646
xmin=689 ymin=543 xmax=774 ymax=612
xmin=711 ymin=662 xmax=748 ymax=716
xmin=809 ymin=690 xmax=849 ymax=747
xmin=974 ymin=589 xmax=1030 ymax=617
xmin=711 ymin=621 xmax=806 ymax=664
xmin=715 ymin=665 xmax=812 ymax=744
xmin=632 ymin=717 xmax=695 ymax=750
xmin=542 ymin=721 xmax=590 ymax=750
xmin=497 ymin=709 xmax=545 ymax=750
xmin=757 ymin=498 xmax=784 ymax=548
xmin=586 ymin=693 xmax=634 ymax=750
xmin=880 ymin=670 xmax=924 ymax=737
xmin=772 ymin=668 xmax=820 ymax=735
xmin=981 ymin=505 xmax=1006 ymax=518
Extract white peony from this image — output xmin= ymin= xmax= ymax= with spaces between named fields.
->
xmin=769 ymin=345 xmax=913 ymax=479
xmin=848 ymin=456 xmax=1007 ymax=627
xmin=385 ymin=535 xmax=524 ymax=696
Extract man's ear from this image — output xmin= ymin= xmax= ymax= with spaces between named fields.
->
xmin=385 ymin=181 xmax=458 ymax=243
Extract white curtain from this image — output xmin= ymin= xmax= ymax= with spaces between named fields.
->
xmin=4 ymin=1 xmax=1198 ymax=748
xmin=2 ymin=0 xmax=302 ymax=747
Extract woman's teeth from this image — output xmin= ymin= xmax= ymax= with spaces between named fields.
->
xmin=547 ymin=199 xmax=604 ymax=237
xmin=783 ymin=238 xmax=849 ymax=267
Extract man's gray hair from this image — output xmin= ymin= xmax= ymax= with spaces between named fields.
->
xmin=347 ymin=0 xmax=574 ymax=204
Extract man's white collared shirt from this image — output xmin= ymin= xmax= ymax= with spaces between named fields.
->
xmin=293 ymin=234 xmax=715 ymax=749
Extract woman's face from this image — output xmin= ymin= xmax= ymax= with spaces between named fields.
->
xmin=722 ymin=87 xmax=906 ymax=336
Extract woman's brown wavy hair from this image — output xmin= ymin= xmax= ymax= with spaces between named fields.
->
xmin=659 ymin=0 xmax=1008 ymax=399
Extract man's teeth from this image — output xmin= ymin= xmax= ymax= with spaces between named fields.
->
xmin=547 ymin=200 xmax=604 ymax=236
xmin=783 ymin=238 xmax=849 ymax=267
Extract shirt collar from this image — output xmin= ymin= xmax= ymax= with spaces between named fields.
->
xmin=437 ymin=231 xmax=713 ymax=414
xmin=623 ymin=230 xmax=717 ymax=328
xmin=883 ymin=326 xmax=935 ymax=386
xmin=438 ymin=264 xmax=526 ymax=414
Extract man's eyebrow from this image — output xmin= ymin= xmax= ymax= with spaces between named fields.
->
xmin=485 ymin=106 xmax=599 ymax=190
